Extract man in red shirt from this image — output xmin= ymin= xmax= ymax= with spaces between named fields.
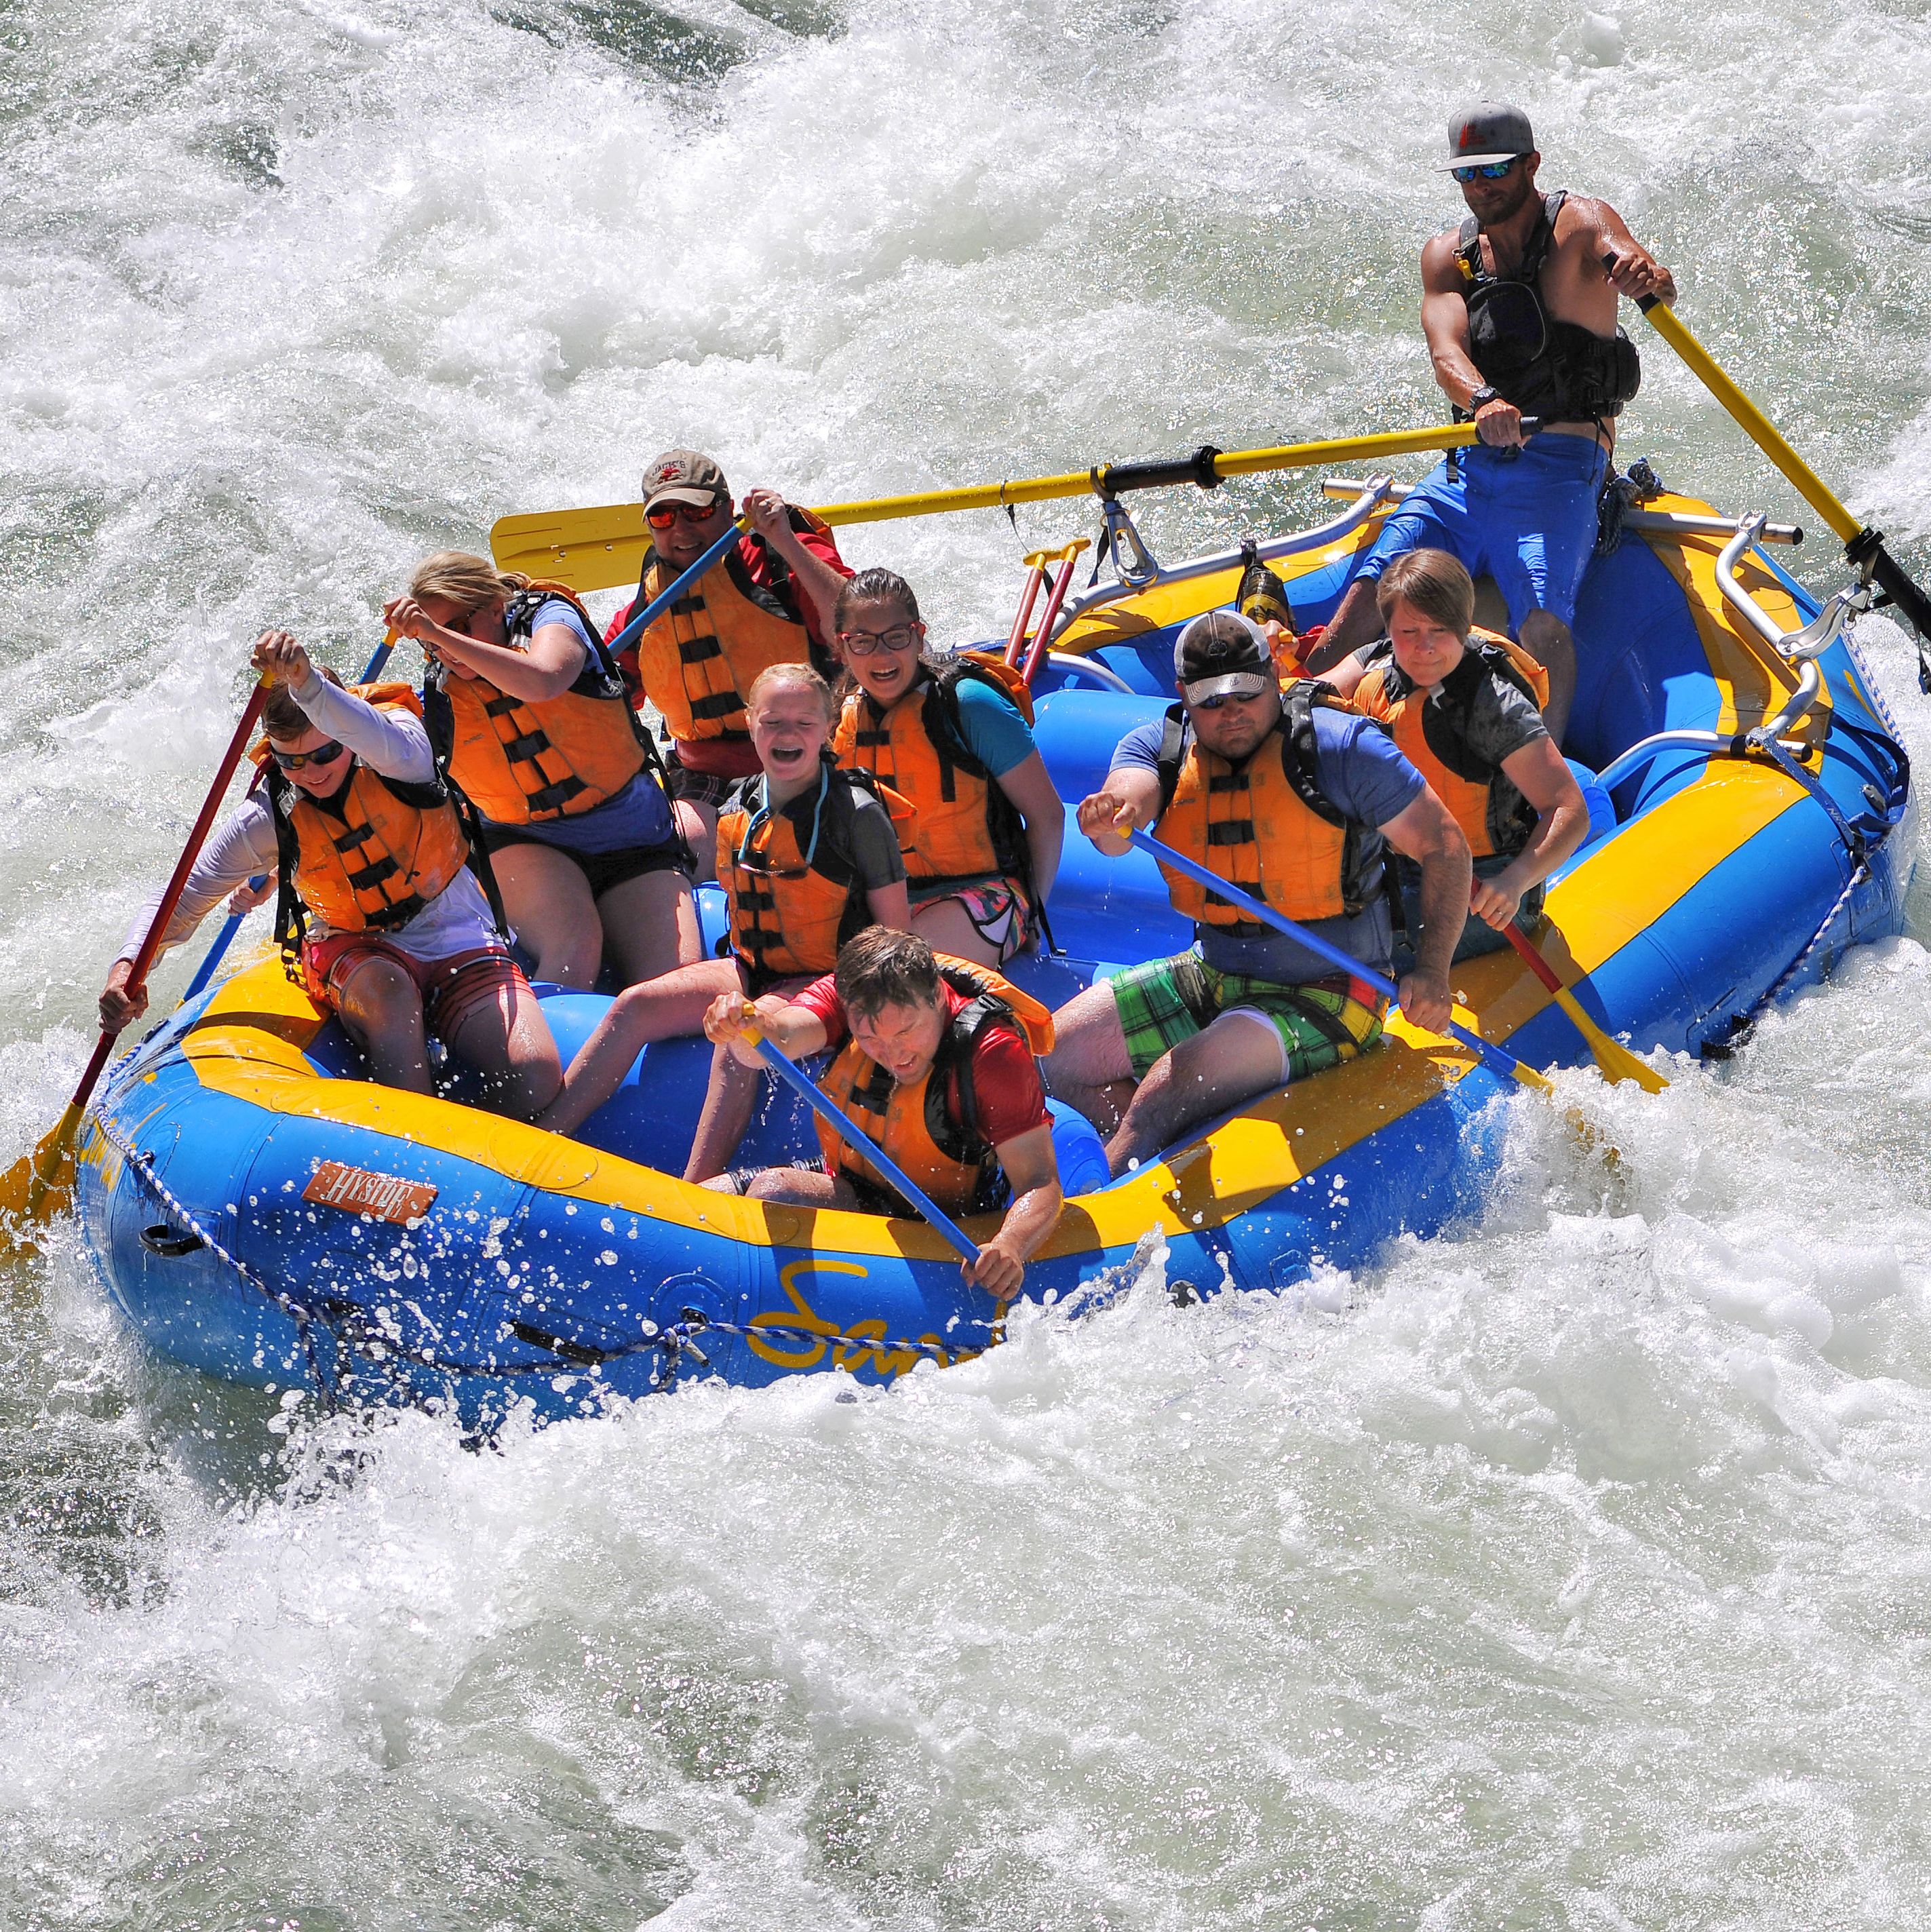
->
xmin=608 ymin=449 xmax=853 ymax=872
xmin=702 ymin=928 xmax=1064 ymax=1299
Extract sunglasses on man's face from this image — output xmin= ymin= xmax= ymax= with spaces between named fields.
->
xmin=646 ymin=499 xmax=726 ymax=530
xmin=1451 ymin=160 xmax=1517 ymax=183
xmin=271 ymin=739 xmax=346 ymax=771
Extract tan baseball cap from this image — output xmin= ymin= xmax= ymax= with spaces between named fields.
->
xmin=642 ymin=448 xmax=730 ymax=511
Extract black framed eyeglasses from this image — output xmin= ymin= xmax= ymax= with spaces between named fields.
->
xmin=1451 ymin=160 xmax=1517 ymax=183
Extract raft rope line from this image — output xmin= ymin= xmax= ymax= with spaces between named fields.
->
xmin=90 ymin=1108 xmax=341 ymax=1413
xmin=90 ymin=1109 xmax=1000 ymax=1401
xmin=1718 ymin=617 xmax=1907 ymax=1039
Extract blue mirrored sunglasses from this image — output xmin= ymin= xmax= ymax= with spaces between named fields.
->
xmin=1451 ymin=160 xmax=1517 ymax=183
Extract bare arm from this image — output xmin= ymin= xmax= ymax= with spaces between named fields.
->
xmin=703 ymin=991 xmax=830 ymax=1070
xmin=1321 ymin=651 xmax=1373 ymax=699
xmin=1569 ymin=195 xmax=1677 ymax=306
xmin=866 ymin=879 xmax=913 ymax=933
xmin=742 ymin=489 xmax=847 ymax=640
xmin=995 ymin=750 xmax=1066 ymax=906
xmin=1380 ymin=788 xmax=1472 ymax=1033
xmin=1076 ymin=765 xmax=1165 ymax=857
xmin=385 ymin=596 xmax=588 ymax=704
xmin=1470 ymin=739 xmax=1588 ymax=929
xmin=1422 ymin=232 xmax=1527 ymax=449
xmin=965 ymin=1123 xmax=1062 ymax=1299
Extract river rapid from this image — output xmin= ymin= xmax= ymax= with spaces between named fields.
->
xmin=6 ymin=0 xmax=1931 ymax=1926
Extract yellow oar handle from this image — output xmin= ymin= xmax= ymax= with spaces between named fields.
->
xmin=1628 ymin=290 xmax=1860 ymax=545
xmin=1023 ymin=539 xmax=1091 ymax=569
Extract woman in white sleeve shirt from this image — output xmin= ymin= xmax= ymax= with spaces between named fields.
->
xmin=98 ymin=630 xmax=562 ymax=1120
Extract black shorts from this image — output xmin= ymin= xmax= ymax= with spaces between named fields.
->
xmin=481 ymin=826 xmax=690 ymax=899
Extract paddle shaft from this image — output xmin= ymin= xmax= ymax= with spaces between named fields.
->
xmin=1126 ymin=830 xmax=1542 ymax=1087
xmin=76 ymin=676 xmax=273 ymax=1112
xmin=604 ymin=518 xmax=748 ymax=662
xmin=178 ymin=636 xmax=401 ymax=1008
xmin=1626 ymin=282 xmax=1931 ymax=645
xmin=749 ymin=1038 xmax=979 ymax=1262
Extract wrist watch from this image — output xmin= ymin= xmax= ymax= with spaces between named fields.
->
xmin=1468 ymin=385 xmax=1503 ymax=412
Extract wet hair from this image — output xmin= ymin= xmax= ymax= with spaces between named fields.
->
xmin=264 ymin=666 xmax=346 ymax=742
xmin=833 ymin=568 xmax=921 ymax=633
xmin=1376 ymin=548 xmax=1475 ymax=636
xmin=745 ymin=662 xmax=837 ymax=720
xmin=407 ymin=550 xmax=531 ymax=617
xmin=834 ymin=927 xmax=942 ymax=1021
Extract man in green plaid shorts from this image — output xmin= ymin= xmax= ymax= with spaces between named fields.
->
xmin=1042 ymin=611 xmax=1471 ymax=1176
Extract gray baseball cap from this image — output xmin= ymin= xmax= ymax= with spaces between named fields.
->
xmin=1439 ymin=102 xmax=1536 ymax=170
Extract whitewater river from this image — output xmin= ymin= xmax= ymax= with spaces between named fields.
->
xmin=6 ymin=0 xmax=1931 ymax=1924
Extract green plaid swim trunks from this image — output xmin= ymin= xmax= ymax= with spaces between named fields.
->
xmin=1109 ymin=952 xmax=1387 ymax=1082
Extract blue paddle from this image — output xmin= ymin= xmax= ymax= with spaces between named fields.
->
xmin=1126 ymin=830 xmax=1551 ymax=1091
xmin=603 ymin=517 xmax=748 ymax=663
xmin=177 ymin=632 xmax=400 ymax=1008
xmin=741 ymin=1023 xmax=979 ymax=1262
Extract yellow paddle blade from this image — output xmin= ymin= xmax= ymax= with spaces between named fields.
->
xmin=1550 ymin=984 xmax=1669 ymax=1093
xmin=491 ymin=424 xmax=1483 ymax=594
xmin=0 ymin=1102 xmax=83 ymax=1251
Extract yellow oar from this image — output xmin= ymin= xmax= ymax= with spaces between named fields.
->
xmin=1 ymin=672 xmax=275 ymax=1248
xmin=1626 ymin=282 xmax=1931 ymax=651
xmin=1498 ymin=912 xmax=1667 ymax=1093
xmin=490 ymin=425 xmax=1481 ymax=593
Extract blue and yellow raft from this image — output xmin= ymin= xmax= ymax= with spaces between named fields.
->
xmin=75 ymin=483 xmax=1914 ymax=1427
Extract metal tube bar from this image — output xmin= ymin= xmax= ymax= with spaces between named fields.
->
xmin=1318 ymin=478 xmax=1802 ymax=545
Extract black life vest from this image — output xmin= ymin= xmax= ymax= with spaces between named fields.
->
xmin=1353 ymin=637 xmax=1544 ymax=859
xmin=1456 ymin=191 xmax=1641 ymax=424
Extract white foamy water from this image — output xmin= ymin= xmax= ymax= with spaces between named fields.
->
xmin=6 ymin=0 xmax=1931 ymax=1923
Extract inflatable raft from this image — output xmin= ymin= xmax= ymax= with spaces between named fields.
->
xmin=74 ymin=476 xmax=1914 ymax=1428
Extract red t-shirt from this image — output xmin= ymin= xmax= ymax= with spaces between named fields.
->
xmin=608 ymin=518 xmax=851 ymax=780
xmin=795 ymin=975 xmax=1049 ymax=1149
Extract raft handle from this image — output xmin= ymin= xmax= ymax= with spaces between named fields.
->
xmin=140 ymin=1222 xmax=205 ymax=1259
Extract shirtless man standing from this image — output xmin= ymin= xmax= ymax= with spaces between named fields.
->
xmin=1312 ymin=104 xmax=1676 ymax=741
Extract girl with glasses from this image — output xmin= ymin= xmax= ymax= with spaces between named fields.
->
xmin=830 ymin=569 xmax=1066 ymax=969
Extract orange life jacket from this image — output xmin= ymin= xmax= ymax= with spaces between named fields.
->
xmin=816 ymin=957 xmax=1055 ymax=1216
xmin=1351 ymin=626 xmax=1548 ymax=859
xmin=259 ymin=684 xmax=473 ymax=952
xmin=1153 ymin=682 xmax=1384 ymax=927
xmin=627 ymin=513 xmax=835 ymax=744
xmin=716 ymin=759 xmax=910 ymax=992
xmin=832 ymin=653 xmax=1034 ymax=887
xmin=425 ymin=583 xmax=652 ymax=826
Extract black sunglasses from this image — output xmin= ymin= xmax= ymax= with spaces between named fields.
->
xmin=271 ymin=738 xmax=347 ymax=771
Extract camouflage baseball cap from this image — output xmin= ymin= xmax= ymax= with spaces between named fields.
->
xmin=642 ymin=448 xmax=730 ymax=510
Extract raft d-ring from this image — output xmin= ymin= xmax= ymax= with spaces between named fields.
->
xmin=140 ymin=1222 xmax=205 ymax=1258
xmin=1022 ymin=539 xmax=1092 ymax=570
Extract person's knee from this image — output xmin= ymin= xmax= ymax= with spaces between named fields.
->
xmin=1518 ymin=609 xmax=1573 ymax=655
xmin=336 ymin=959 xmax=420 ymax=1033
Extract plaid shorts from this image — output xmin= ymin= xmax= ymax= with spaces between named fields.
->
xmin=1110 ymin=951 xmax=1386 ymax=1081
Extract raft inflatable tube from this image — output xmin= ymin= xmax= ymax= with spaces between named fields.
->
xmin=75 ymin=486 xmax=1913 ymax=1429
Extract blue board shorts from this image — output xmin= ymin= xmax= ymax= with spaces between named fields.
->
xmin=1355 ymin=433 xmax=1610 ymax=632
